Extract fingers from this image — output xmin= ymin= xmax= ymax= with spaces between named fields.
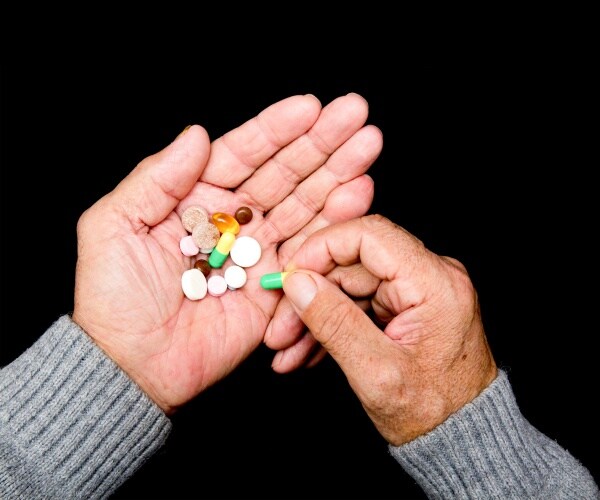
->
xmin=265 ymin=263 xmax=377 ymax=350
xmin=200 ymin=95 xmax=322 ymax=188
xmin=282 ymin=271 xmax=389 ymax=380
xmin=265 ymin=215 xmax=428 ymax=359
xmin=285 ymin=215 xmax=426 ymax=292
xmin=253 ymin=124 xmax=381 ymax=246
xmin=108 ymin=126 xmax=211 ymax=228
xmin=236 ymin=93 xmax=371 ymax=211
xmin=271 ymin=331 xmax=321 ymax=374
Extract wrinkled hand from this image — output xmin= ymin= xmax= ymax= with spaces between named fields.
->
xmin=266 ymin=215 xmax=497 ymax=445
xmin=72 ymin=94 xmax=383 ymax=415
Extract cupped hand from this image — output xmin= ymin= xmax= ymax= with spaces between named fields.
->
xmin=267 ymin=215 xmax=497 ymax=445
xmin=72 ymin=94 xmax=383 ymax=415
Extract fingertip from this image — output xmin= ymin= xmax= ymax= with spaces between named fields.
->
xmin=263 ymin=297 xmax=307 ymax=350
xmin=346 ymin=91 xmax=367 ymax=102
xmin=363 ymin=124 xmax=384 ymax=150
xmin=303 ymin=93 xmax=322 ymax=108
xmin=323 ymin=175 xmax=374 ymax=222
xmin=342 ymin=92 xmax=370 ymax=120
xmin=271 ymin=94 xmax=322 ymax=122
xmin=271 ymin=350 xmax=288 ymax=373
xmin=174 ymin=124 xmax=210 ymax=149
xmin=271 ymin=333 xmax=321 ymax=373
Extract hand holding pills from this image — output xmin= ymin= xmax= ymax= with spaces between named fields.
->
xmin=71 ymin=93 xmax=383 ymax=415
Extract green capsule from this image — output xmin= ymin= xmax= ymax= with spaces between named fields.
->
xmin=208 ymin=248 xmax=228 ymax=268
xmin=208 ymin=232 xmax=235 ymax=269
xmin=260 ymin=272 xmax=289 ymax=290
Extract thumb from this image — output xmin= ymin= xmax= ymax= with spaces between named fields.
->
xmin=110 ymin=125 xmax=211 ymax=227
xmin=283 ymin=270 xmax=384 ymax=371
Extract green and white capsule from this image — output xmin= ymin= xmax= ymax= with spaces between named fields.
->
xmin=260 ymin=271 xmax=289 ymax=290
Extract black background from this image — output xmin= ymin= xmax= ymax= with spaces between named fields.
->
xmin=1 ymin=56 xmax=597 ymax=499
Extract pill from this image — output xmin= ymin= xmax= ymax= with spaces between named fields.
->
xmin=207 ymin=275 xmax=228 ymax=297
xmin=230 ymin=236 xmax=261 ymax=268
xmin=208 ymin=232 xmax=236 ymax=268
xmin=179 ymin=235 xmax=200 ymax=256
xmin=182 ymin=268 xmax=208 ymax=300
xmin=224 ymin=265 xmax=247 ymax=289
xmin=260 ymin=272 xmax=289 ymax=290
xmin=194 ymin=258 xmax=211 ymax=277
xmin=234 ymin=206 xmax=253 ymax=224
xmin=212 ymin=212 xmax=240 ymax=235
xmin=192 ymin=220 xmax=220 ymax=251
xmin=181 ymin=205 xmax=208 ymax=232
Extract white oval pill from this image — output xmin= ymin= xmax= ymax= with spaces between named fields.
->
xmin=180 ymin=235 xmax=200 ymax=256
xmin=230 ymin=236 xmax=261 ymax=268
xmin=207 ymin=275 xmax=228 ymax=297
xmin=224 ymin=265 xmax=247 ymax=289
xmin=181 ymin=268 xmax=207 ymax=300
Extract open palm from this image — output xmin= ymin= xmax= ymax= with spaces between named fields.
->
xmin=72 ymin=94 xmax=383 ymax=414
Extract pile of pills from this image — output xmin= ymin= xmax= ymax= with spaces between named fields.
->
xmin=179 ymin=205 xmax=261 ymax=300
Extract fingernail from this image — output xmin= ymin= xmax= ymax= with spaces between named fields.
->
xmin=264 ymin=322 xmax=273 ymax=342
xmin=272 ymin=350 xmax=286 ymax=368
xmin=176 ymin=124 xmax=192 ymax=139
xmin=284 ymin=272 xmax=317 ymax=312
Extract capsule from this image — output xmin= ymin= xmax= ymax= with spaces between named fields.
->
xmin=212 ymin=212 xmax=240 ymax=235
xmin=208 ymin=232 xmax=236 ymax=268
xmin=260 ymin=272 xmax=289 ymax=290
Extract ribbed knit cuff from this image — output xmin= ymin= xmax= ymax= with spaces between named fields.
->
xmin=389 ymin=370 xmax=599 ymax=499
xmin=0 ymin=314 xmax=172 ymax=499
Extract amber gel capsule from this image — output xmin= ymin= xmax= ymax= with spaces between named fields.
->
xmin=260 ymin=272 xmax=289 ymax=289
xmin=212 ymin=212 xmax=240 ymax=235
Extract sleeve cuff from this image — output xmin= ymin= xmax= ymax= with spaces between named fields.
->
xmin=0 ymin=314 xmax=172 ymax=499
xmin=389 ymin=369 xmax=599 ymax=499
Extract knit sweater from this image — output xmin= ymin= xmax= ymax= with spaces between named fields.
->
xmin=1 ymin=315 xmax=598 ymax=499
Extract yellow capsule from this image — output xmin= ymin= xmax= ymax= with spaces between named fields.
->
xmin=212 ymin=212 xmax=240 ymax=235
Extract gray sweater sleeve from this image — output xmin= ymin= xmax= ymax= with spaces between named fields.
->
xmin=0 ymin=314 xmax=172 ymax=499
xmin=389 ymin=369 xmax=599 ymax=499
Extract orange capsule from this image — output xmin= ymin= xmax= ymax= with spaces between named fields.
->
xmin=212 ymin=212 xmax=240 ymax=235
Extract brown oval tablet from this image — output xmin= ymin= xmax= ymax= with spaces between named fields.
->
xmin=193 ymin=258 xmax=212 ymax=277
xmin=181 ymin=205 xmax=209 ymax=233
xmin=235 ymin=206 xmax=253 ymax=224
xmin=192 ymin=220 xmax=220 ymax=249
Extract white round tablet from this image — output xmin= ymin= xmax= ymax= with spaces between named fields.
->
xmin=230 ymin=236 xmax=261 ymax=268
xmin=224 ymin=265 xmax=247 ymax=289
xmin=207 ymin=275 xmax=228 ymax=297
xmin=181 ymin=268 xmax=207 ymax=300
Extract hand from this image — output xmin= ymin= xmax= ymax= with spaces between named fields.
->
xmin=266 ymin=215 xmax=497 ymax=445
xmin=72 ymin=94 xmax=383 ymax=415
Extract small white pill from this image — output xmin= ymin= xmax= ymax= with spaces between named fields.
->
xmin=181 ymin=268 xmax=207 ymax=300
xmin=207 ymin=275 xmax=228 ymax=297
xmin=224 ymin=265 xmax=247 ymax=290
xmin=230 ymin=236 xmax=261 ymax=268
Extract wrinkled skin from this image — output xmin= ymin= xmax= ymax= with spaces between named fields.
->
xmin=267 ymin=215 xmax=497 ymax=445
xmin=72 ymin=94 xmax=383 ymax=414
